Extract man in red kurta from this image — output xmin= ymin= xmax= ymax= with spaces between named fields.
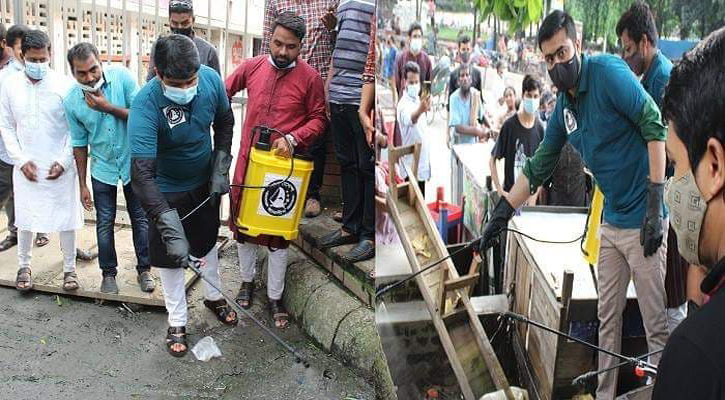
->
xmin=225 ymin=12 xmax=327 ymax=329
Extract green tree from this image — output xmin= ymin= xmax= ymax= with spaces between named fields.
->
xmin=476 ymin=0 xmax=545 ymax=35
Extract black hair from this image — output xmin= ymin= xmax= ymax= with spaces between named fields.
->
xmin=537 ymin=10 xmax=577 ymax=51
xmin=153 ymin=34 xmax=200 ymax=79
xmin=408 ymin=22 xmax=422 ymax=37
xmin=21 ymin=29 xmax=50 ymax=54
xmin=169 ymin=0 xmax=193 ymax=15
xmin=66 ymin=42 xmax=99 ymax=72
xmin=504 ymin=86 xmax=516 ymax=98
xmin=272 ymin=11 xmax=306 ymax=41
xmin=0 ymin=23 xmax=6 ymax=42
xmin=7 ymin=25 xmax=29 ymax=49
xmin=403 ymin=61 xmax=420 ymax=78
xmin=662 ymin=27 xmax=725 ymax=171
xmin=616 ymin=2 xmax=658 ymax=47
xmin=457 ymin=34 xmax=471 ymax=47
xmin=400 ymin=39 xmax=406 ymax=49
xmin=522 ymin=74 xmax=542 ymax=95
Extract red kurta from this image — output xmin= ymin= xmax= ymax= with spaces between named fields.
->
xmin=225 ymin=55 xmax=327 ymax=241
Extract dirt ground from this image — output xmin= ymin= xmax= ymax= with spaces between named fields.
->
xmin=0 ymin=245 xmax=374 ymax=400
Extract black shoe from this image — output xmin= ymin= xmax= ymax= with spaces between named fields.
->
xmin=0 ymin=235 xmax=17 ymax=252
xmin=317 ymin=229 xmax=358 ymax=249
xmin=137 ymin=271 xmax=156 ymax=293
xmin=343 ymin=240 xmax=375 ymax=263
xmin=100 ymin=276 xmax=119 ymax=294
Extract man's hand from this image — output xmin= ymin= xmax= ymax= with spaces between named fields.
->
xmin=497 ymin=188 xmax=509 ymax=199
xmin=271 ymin=137 xmax=293 ymax=159
xmin=419 ymin=95 xmax=432 ymax=113
xmin=641 ymin=180 xmax=665 ymax=257
xmin=84 ymin=91 xmax=112 ymax=113
xmin=321 ymin=4 xmax=337 ymax=31
xmin=360 ymin=112 xmax=374 ymax=147
xmin=21 ymin=161 xmax=38 ymax=182
xmin=478 ymin=196 xmax=515 ymax=254
xmin=477 ymin=126 xmax=489 ymax=140
xmin=47 ymin=162 xmax=65 ymax=180
xmin=80 ymin=184 xmax=93 ymax=211
xmin=209 ymin=150 xmax=233 ymax=206
xmin=155 ymin=209 xmax=190 ymax=268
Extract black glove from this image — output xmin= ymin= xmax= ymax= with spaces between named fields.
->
xmin=640 ymin=180 xmax=664 ymax=257
xmin=155 ymin=209 xmax=190 ymax=267
xmin=478 ymin=196 xmax=515 ymax=253
xmin=209 ymin=150 xmax=233 ymax=206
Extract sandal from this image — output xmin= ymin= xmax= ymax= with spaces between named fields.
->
xmin=34 ymin=235 xmax=49 ymax=248
xmin=235 ymin=282 xmax=255 ymax=309
xmin=165 ymin=326 xmax=188 ymax=357
xmin=63 ymin=271 xmax=80 ymax=291
xmin=269 ymin=299 xmax=290 ymax=329
xmin=15 ymin=267 xmax=32 ymax=291
xmin=0 ymin=235 xmax=17 ymax=251
xmin=203 ymin=299 xmax=238 ymax=326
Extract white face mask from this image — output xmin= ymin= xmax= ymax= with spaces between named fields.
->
xmin=410 ymin=38 xmax=423 ymax=54
xmin=406 ymin=83 xmax=419 ymax=99
xmin=78 ymin=75 xmax=105 ymax=92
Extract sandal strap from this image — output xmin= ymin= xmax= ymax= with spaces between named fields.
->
xmin=17 ymin=267 xmax=31 ymax=276
xmin=167 ymin=326 xmax=186 ymax=335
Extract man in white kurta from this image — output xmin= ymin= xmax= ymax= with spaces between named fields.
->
xmin=0 ymin=30 xmax=83 ymax=291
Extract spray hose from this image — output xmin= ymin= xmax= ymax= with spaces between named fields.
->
xmin=186 ymin=259 xmax=310 ymax=368
xmin=180 ymin=126 xmax=296 ymax=222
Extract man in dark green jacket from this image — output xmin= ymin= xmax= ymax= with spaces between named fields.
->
xmin=481 ymin=10 xmax=669 ymax=399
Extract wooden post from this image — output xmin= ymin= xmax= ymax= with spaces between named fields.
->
xmin=558 ymin=270 xmax=574 ymax=333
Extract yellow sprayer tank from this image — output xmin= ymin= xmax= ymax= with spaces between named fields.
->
xmin=235 ymin=146 xmax=313 ymax=240
xmin=582 ymin=185 xmax=604 ymax=266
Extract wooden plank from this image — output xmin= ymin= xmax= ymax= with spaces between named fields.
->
xmin=0 ymin=221 xmax=203 ymax=307
xmin=444 ymin=273 xmax=480 ymax=292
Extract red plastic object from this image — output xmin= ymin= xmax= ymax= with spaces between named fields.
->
xmin=634 ymin=366 xmax=645 ymax=378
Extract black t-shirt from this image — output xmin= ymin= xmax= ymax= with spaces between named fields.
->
xmin=491 ymin=114 xmax=543 ymax=192
xmin=653 ymin=279 xmax=725 ymax=399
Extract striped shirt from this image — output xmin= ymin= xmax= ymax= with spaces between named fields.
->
xmin=262 ymin=0 xmax=338 ymax=81
xmin=329 ymin=0 xmax=375 ymax=106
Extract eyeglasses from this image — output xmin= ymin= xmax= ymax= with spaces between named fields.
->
xmin=169 ymin=0 xmax=193 ymax=11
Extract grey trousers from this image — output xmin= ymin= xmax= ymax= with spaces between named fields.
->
xmin=0 ymin=160 xmax=16 ymax=238
xmin=596 ymin=221 xmax=670 ymax=400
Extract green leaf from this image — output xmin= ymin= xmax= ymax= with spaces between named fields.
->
xmin=514 ymin=0 xmax=527 ymax=7
xmin=527 ymin=0 xmax=543 ymax=22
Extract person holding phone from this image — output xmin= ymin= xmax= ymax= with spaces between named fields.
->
xmin=397 ymin=62 xmax=431 ymax=196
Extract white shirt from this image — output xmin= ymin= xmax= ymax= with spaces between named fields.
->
xmin=0 ymin=58 xmax=23 ymax=164
xmin=397 ymin=92 xmax=431 ymax=181
xmin=0 ymin=68 xmax=82 ymax=232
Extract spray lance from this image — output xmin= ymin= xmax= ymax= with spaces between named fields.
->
xmin=177 ymin=125 xmax=309 ymax=367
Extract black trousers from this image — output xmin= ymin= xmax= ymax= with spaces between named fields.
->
xmin=304 ymin=126 xmax=329 ymax=201
xmin=329 ymin=103 xmax=374 ymax=240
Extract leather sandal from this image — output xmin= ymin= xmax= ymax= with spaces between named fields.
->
xmin=204 ymin=299 xmax=238 ymax=326
xmin=16 ymin=267 xmax=32 ymax=291
xmin=235 ymin=281 xmax=255 ymax=310
xmin=165 ymin=326 xmax=188 ymax=357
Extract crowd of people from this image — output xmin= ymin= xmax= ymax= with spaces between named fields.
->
xmin=379 ymin=2 xmax=725 ymax=398
xmin=0 ymin=0 xmax=377 ymax=359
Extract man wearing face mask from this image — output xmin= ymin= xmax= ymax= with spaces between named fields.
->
xmin=145 ymin=0 xmax=219 ymax=82
xmin=653 ymin=27 xmax=725 ymax=400
xmin=489 ymin=74 xmax=544 ymax=204
xmin=129 ymin=34 xmax=237 ymax=357
xmin=63 ymin=43 xmax=153 ymax=295
xmin=391 ymin=22 xmax=431 ymax=106
xmin=478 ymin=11 xmax=670 ymax=399
xmin=226 ymin=12 xmax=326 ymax=328
xmin=448 ymin=35 xmax=482 ymax=106
xmin=617 ymin=2 xmax=691 ymax=334
xmin=0 ymin=30 xmax=83 ymax=293
xmin=397 ymin=61 xmax=431 ymax=195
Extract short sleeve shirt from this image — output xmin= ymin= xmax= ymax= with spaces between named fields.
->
xmin=491 ymin=114 xmax=543 ymax=192
xmin=129 ymin=65 xmax=230 ymax=192
xmin=448 ymin=88 xmax=481 ymax=145
xmin=64 ymin=66 xmax=139 ymax=186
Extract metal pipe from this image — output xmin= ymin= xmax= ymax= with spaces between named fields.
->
xmin=106 ymin=0 xmax=111 ymax=65
xmin=504 ymin=311 xmax=658 ymax=370
xmin=91 ymin=0 xmax=96 ymax=47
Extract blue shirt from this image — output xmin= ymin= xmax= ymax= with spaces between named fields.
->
xmin=641 ymin=50 xmax=672 ymax=107
xmin=129 ymin=65 xmax=230 ymax=192
xmin=383 ymin=47 xmax=397 ymax=79
xmin=448 ymin=88 xmax=481 ymax=146
xmin=523 ymin=55 xmax=667 ymax=228
xmin=64 ymin=66 xmax=139 ymax=186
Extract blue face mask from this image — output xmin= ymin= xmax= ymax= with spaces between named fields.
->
xmin=25 ymin=61 xmax=49 ymax=80
xmin=522 ymin=97 xmax=539 ymax=115
xmin=163 ymin=83 xmax=197 ymax=105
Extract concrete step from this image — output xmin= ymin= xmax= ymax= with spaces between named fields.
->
xmin=292 ymin=206 xmax=374 ymax=306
